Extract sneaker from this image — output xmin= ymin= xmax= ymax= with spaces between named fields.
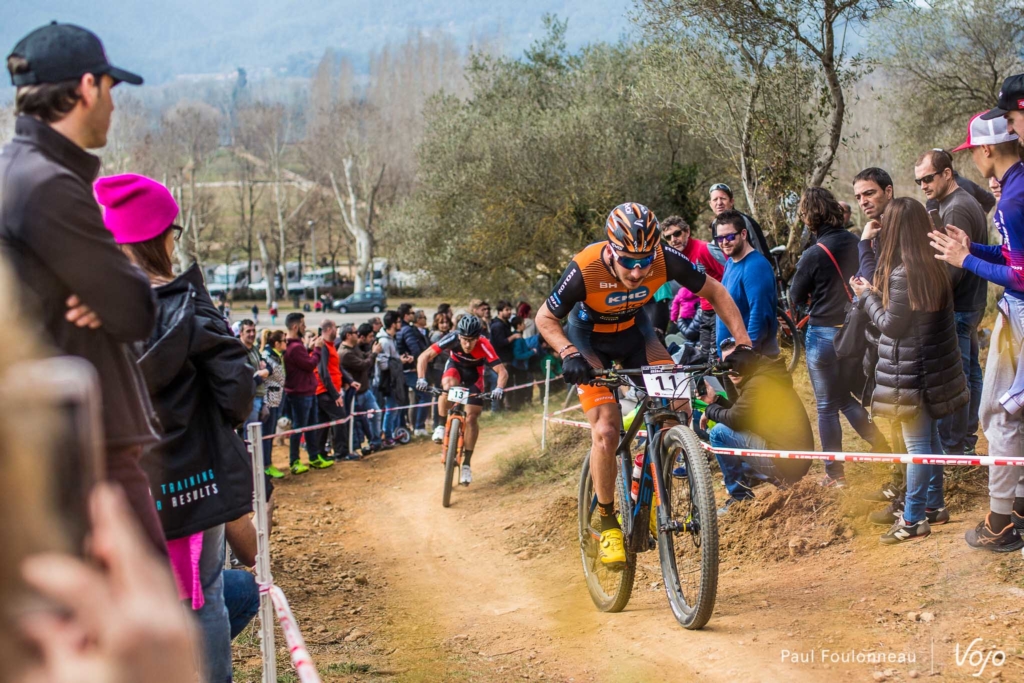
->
xmin=672 ymin=465 xmax=688 ymax=478
xmin=309 ymin=455 xmax=335 ymax=469
xmin=965 ymin=514 xmax=1024 ymax=552
xmin=264 ymin=465 xmax=285 ymax=479
xmin=598 ymin=528 xmax=626 ymax=570
xmin=820 ymin=475 xmax=847 ymax=489
xmin=717 ymin=496 xmax=750 ymax=517
xmin=963 ymin=445 xmax=977 ymax=456
xmin=926 ymin=507 xmax=950 ymax=525
xmin=869 ymin=501 xmax=902 ymax=526
xmin=880 ymin=516 xmax=931 ymax=544
xmin=341 ymin=453 xmax=362 ymax=461
xmin=381 ymin=439 xmax=396 ymax=450
xmin=863 ymin=482 xmax=903 ymax=503
xmin=360 ymin=446 xmax=372 ymax=457
xmin=1012 ymin=510 xmax=1024 ymax=531
xmin=460 ymin=464 xmax=472 ymax=486
xmin=290 ymin=461 xmax=310 ymax=475
xmin=414 ymin=428 xmax=429 ymax=438
xmin=432 ymin=425 xmax=445 ymax=444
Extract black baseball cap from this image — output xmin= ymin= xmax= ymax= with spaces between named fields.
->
xmin=981 ymin=73 xmax=1024 ymax=120
xmin=8 ymin=22 xmax=142 ymax=87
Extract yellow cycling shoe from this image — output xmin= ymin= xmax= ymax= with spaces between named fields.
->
xmin=599 ymin=528 xmax=626 ymax=570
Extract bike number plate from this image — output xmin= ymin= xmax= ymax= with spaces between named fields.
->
xmin=447 ymin=387 xmax=470 ymax=405
xmin=641 ymin=366 xmax=691 ymax=399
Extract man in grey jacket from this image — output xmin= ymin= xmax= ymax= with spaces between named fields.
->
xmin=0 ymin=24 xmax=163 ymax=551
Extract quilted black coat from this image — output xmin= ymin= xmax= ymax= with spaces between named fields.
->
xmin=860 ymin=265 xmax=967 ymax=420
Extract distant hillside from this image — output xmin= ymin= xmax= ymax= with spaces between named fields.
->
xmin=2 ymin=1 xmax=636 ymax=84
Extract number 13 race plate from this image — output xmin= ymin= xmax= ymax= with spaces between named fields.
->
xmin=447 ymin=387 xmax=470 ymax=404
xmin=641 ymin=365 xmax=692 ymax=399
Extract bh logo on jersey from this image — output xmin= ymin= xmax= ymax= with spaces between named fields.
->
xmin=606 ymin=286 xmax=649 ymax=306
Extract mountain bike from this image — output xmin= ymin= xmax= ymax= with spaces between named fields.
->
xmin=427 ymin=386 xmax=492 ymax=508
xmin=578 ymin=362 xmax=728 ymax=630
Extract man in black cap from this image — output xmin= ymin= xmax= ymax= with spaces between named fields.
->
xmin=0 ymin=24 xmax=164 ymax=552
xmin=982 ymin=73 xmax=1024 ymax=143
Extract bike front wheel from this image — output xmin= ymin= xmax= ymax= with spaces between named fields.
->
xmin=657 ymin=425 xmax=719 ymax=629
xmin=577 ymin=453 xmax=635 ymax=612
xmin=442 ymin=417 xmax=461 ymax=508
xmin=776 ymin=306 xmax=801 ymax=373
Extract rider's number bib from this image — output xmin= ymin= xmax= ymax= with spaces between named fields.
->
xmin=447 ymin=387 xmax=470 ymax=405
xmin=641 ymin=365 xmax=691 ymax=399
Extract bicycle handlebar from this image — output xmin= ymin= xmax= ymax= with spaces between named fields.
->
xmin=426 ymin=385 xmax=494 ymax=401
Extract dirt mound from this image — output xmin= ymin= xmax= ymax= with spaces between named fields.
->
xmin=505 ymin=494 xmax=577 ymax=561
xmin=717 ymin=478 xmax=854 ymax=562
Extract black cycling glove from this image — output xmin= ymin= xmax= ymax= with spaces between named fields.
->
xmin=561 ymin=352 xmax=593 ymax=386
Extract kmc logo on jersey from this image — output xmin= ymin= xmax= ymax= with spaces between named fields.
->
xmin=605 ymin=286 xmax=649 ymax=306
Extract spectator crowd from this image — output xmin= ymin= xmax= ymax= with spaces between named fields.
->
xmin=3 ymin=18 xmax=1024 ymax=683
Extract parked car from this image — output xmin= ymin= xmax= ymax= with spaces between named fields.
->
xmin=332 ymin=290 xmax=387 ymax=314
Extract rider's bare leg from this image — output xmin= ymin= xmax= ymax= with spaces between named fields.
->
xmin=587 ymin=402 xmax=623 ymax=528
xmin=462 ymin=404 xmax=483 ymax=456
xmin=438 ymin=374 xmax=458 ymax=418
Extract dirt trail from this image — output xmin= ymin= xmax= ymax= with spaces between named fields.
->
xmin=239 ymin=413 xmax=1024 ymax=683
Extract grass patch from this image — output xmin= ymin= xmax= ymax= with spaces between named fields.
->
xmin=325 ymin=662 xmax=373 ymax=674
xmin=495 ymin=424 xmax=588 ymax=487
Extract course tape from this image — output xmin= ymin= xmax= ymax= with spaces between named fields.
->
xmin=257 ymin=376 xmax=553 ymax=442
xmin=545 ymin=417 xmax=1023 ymax=466
xmin=258 ymin=583 xmax=322 ymax=683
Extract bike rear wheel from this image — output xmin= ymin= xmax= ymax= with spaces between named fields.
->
xmin=776 ymin=306 xmax=801 ymax=373
xmin=578 ymin=453 xmax=635 ymax=612
xmin=657 ymin=425 xmax=719 ymax=629
xmin=442 ymin=417 xmax=461 ymax=508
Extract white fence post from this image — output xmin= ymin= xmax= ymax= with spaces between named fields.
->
xmin=542 ymin=358 xmax=551 ymax=451
xmin=348 ymin=393 xmax=356 ymax=455
xmin=247 ymin=423 xmax=277 ymax=683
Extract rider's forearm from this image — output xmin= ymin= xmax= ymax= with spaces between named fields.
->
xmin=700 ymin=278 xmax=752 ymax=347
xmin=496 ymin=365 xmax=509 ymax=389
xmin=416 ymin=350 xmax=432 ymax=379
xmin=536 ymin=303 xmax=572 ymax=356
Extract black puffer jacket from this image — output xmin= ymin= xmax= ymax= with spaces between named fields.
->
xmin=133 ymin=264 xmax=255 ymax=540
xmin=861 ymin=265 xmax=967 ymax=420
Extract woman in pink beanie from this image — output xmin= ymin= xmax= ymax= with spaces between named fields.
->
xmin=95 ymin=173 xmax=258 ymax=683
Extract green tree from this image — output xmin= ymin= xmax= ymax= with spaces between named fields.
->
xmin=386 ymin=18 xmax=704 ymax=299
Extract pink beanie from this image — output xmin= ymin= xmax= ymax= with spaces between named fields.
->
xmin=94 ymin=174 xmax=179 ymax=245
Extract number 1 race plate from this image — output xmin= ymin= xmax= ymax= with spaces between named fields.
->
xmin=447 ymin=387 xmax=470 ymax=405
xmin=641 ymin=365 xmax=692 ymax=399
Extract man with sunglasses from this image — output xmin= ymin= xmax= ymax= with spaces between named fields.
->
xmin=535 ymin=202 xmax=750 ymax=569
xmin=915 ymin=147 xmax=988 ymax=457
xmin=714 ymin=210 xmax=779 ymax=358
xmin=662 ymin=216 xmax=725 ymax=360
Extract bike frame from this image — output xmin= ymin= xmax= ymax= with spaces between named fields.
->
xmin=441 ymin=402 xmax=467 ymax=466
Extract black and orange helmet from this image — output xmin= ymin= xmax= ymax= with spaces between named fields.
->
xmin=605 ymin=202 xmax=660 ymax=254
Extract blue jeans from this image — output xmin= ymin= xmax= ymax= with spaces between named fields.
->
xmin=223 ymin=569 xmax=260 ymax=640
xmin=287 ymin=394 xmax=317 ymax=465
xmin=193 ymin=525 xmax=231 ymax=683
xmin=246 ymin=395 xmax=264 ymax=427
xmin=902 ymin=412 xmax=944 ymax=523
xmin=709 ymin=423 xmax=774 ymax=500
xmin=353 ymin=391 xmax=382 ymax=448
xmin=938 ymin=309 xmax=983 ymax=454
xmin=404 ymin=370 xmax=430 ymax=430
xmin=805 ymin=325 xmax=887 ymax=478
xmin=383 ymin=394 xmax=402 ymax=440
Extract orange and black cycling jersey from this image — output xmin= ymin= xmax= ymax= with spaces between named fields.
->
xmin=546 ymin=242 xmax=707 ymax=333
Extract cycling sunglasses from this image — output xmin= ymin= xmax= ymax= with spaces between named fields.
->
xmin=613 ymin=251 xmax=656 ymax=270
xmin=713 ymin=232 xmax=742 ymax=244
xmin=709 ymin=183 xmax=732 ymax=196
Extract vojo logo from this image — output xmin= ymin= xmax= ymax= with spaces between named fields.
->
xmin=606 ymin=286 xmax=649 ymax=306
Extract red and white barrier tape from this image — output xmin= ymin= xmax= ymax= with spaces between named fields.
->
xmin=550 ymin=404 xmax=583 ymax=416
xmin=258 ymin=583 xmax=322 ymax=683
xmin=704 ymin=445 xmax=1024 ymax=467
xmin=544 ymin=417 xmax=1023 ymax=467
